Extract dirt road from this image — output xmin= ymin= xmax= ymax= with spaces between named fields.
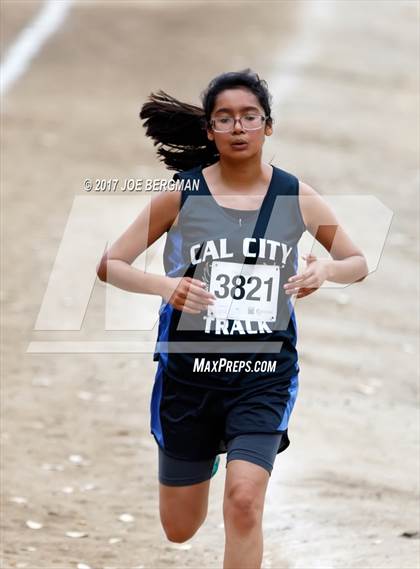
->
xmin=2 ymin=1 xmax=419 ymax=568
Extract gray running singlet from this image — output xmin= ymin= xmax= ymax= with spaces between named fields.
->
xmin=152 ymin=163 xmax=307 ymax=390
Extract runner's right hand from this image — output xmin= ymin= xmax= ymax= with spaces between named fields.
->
xmin=161 ymin=276 xmax=216 ymax=314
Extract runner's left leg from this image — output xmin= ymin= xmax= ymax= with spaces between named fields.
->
xmin=223 ymin=458 xmax=270 ymax=569
xmin=222 ymin=432 xmax=281 ymax=569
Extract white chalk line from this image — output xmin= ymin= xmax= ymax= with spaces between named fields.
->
xmin=0 ymin=0 xmax=73 ymax=97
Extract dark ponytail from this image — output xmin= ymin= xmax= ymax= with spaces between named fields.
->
xmin=139 ymin=90 xmax=219 ymax=172
xmin=139 ymin=69 xmax=273 ymax=172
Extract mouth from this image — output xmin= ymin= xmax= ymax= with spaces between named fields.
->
xmin=231 ymin=141 xmax=248 ymax=149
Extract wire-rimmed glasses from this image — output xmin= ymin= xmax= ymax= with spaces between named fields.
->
xmin=210 ymin=114 xmax=268 ymax=133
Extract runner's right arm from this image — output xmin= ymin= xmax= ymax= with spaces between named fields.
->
xmin=96 ymin=188 xmax=215 ymax=314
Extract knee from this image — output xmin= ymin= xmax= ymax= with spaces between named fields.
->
xmin=223 ymin=484 xmax=262 ymax=529
xmin=162 ymin=522 xmax=198 ymax=543
xmin=161 ymin=514 xmax=205 ymax=543
xmin=164 ymin=528 xmax=196 ymax=543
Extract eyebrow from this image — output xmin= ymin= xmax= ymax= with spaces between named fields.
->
xmin=213 ymin=105 xmax=261 ymax=114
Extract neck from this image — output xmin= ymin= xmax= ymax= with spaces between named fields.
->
xmin=216 ymin=153 xmax=267 ymax=188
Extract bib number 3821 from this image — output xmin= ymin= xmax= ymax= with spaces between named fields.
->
xmin=208 ymin=261 xmax=280 ymax=322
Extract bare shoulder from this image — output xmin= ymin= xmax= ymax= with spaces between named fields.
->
xmin=297 ymin=178 xmax=339 ymax=234
xmin=298 ymin=179 xmax=322 ymax=197
xmin=149 ymin=184 xmax=182 ymax=230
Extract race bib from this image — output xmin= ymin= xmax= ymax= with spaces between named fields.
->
xmin=207 ymin=261 xmax=280 ymax=322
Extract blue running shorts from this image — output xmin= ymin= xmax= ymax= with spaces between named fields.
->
xmin=151 ymin=368 xmax=299 ymax=468
xmin=158 ymin=432 xmax=283 ymax=486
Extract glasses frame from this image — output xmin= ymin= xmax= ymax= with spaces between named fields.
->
xmin=209 ymin=114 xmax=268 ymax=133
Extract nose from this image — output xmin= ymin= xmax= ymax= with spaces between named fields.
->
xmin=232 ymin=117 xmax=245 ymax=133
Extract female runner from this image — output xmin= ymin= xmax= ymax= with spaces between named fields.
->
xmin=97 ymin=69 xmax=368 ymax=569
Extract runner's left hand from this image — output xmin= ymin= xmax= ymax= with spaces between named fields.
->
xmin=283 ymin=254 xmax=329 ymax=299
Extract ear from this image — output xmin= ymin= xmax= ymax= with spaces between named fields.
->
xmin=265 ymin=124 xmax=273 ymax=137
xmin=207 ymin=128 xmax=214 ymax=142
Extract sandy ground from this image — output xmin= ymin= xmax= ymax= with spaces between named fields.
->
xmin=1 ymin=1 xmax=419 ymax=568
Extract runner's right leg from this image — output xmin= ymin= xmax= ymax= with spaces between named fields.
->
xmin=158 ymin=447 xmax=218 ymax=542
xmin=159 ymin=478 xmax=211 ymax=542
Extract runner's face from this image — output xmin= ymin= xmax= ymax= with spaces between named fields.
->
xmin=207 ymin=88 xmax=272 ymax=159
